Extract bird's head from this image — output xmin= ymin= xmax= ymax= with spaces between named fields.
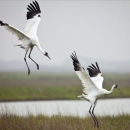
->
xmin=113 ymin=84 xmax=120 ymax=90
xmin=45 ymin=52 xmax=51 ymax=60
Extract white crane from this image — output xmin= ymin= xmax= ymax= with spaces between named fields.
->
xmin=70 ymin=51 xmax=120 ymax=128
xmin=0 ymin=0 xmax=51 ymax=75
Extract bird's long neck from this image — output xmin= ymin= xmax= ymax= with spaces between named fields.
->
xmin=105 ymin=86 xmax=115 ymax=95
xmin=37 ymin=44 xmax=45 ymax=55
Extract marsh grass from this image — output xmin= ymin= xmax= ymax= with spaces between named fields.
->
xmin=0 ymin=110 xmax=130 ymax=130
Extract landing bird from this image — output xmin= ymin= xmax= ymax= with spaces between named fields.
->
xmin=70 ymin=51 xmax=119 ymax=128
xmin=0 ymin=0 xmax=51 ymax=75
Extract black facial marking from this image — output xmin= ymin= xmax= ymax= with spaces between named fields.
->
xmin=115 ymin=85 xmax=118 ymax=88
xmin=45 ymin=52 xmax=48 ymax=56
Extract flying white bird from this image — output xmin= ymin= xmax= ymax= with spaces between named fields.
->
xmin=70 ymin=51 xmax=119 ymax=128
xmin=0 ymin=0 xmax=51 ymax=75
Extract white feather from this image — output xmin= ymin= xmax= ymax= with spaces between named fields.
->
xmin=23 ymin=14 xmax=41 ymax=35
xmin=3 ymin=24 xmax=30 ymax=41
xmin=91 ymin=73 xmax=104 ymax=89
xmin=75 ymin=69 xmax=98 ymax=95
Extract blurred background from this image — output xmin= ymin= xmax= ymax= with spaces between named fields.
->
xmin=0 ymin=0 xmax=130 ymax=101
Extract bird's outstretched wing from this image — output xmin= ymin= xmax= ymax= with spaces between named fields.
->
xmin=87 ymin=62 xmax=104 ymax=89
xmin=23 ymin=0 xmax=41 ymax=35
xmin=0 ymin=21 xmax=30 ymax=41
xmin=70 ymin=51 xmax=98 ymax=94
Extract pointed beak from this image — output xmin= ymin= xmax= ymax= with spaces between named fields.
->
xmin=116 ymin=85 xmax=120 ymax=90
xmin=47 ymin=55 xmax=51 ymax=60
xmin=117 ymin=87 xmax=120 ymax=90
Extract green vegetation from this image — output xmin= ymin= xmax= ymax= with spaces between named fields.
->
xmin=0 ymin=86 xmax=81 ymax=101
xmin=0 ymin=72 xmax=130 ymax=101
xmin=0 ymin=112 xmax=130 ymax=130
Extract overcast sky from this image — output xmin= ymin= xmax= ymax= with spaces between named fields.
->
xmin=0 ymin=0 xmax=130 ymax=67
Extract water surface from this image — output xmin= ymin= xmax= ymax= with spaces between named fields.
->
xmin=0 ymin=98 xmax=130 ymax=117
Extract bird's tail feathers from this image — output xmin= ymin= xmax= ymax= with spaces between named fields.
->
xmin=14 ymin=43 xmax=22 ymax=47
xmin=78 ymin=93 xmax=88 ymax=100
xmin=78 ymin=95 xmax=84 ymax=100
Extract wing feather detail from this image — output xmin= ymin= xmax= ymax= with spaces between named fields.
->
xmin=70 ymin=51 xmax=98 ymax=94
xmin=27 ymin=5 xmax=35 ymax=12
xmin=27 ymin=7 xmax=33 ymax=12
xmin=87 ymin=62 xmax=101 ymax=77
xmin=30 ymin=3 xmax=37 ymax=12
xmin=0 ymin=21 xmax=30 ymax=41
xmin=87 ymin=62 xmax=104 ymax=89
xmin=23 ymin=0 xmax=41 ymax=35
xmin=26 ymin=0 xmax=41 ymax=20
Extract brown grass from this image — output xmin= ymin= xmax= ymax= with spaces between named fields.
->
xmin=0 ymin=108 xmax=130 ymax=130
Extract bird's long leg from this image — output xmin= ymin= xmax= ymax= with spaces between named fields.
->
xmin=28 ymin=47 xmax=39 ymax=70
xmin=24 ymin=50 xmax=30 ymax=75
xmin=89 ymin=105 xmax=97 ymax=127
xmin=92 ymin=101 xmax=99 ymax=128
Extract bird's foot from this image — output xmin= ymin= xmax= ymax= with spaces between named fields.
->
xmin=37 ymin=64 xmax=39 ymax=70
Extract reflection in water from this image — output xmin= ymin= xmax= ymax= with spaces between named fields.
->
xmin=0 ymin=99 xmax=130 ymax=117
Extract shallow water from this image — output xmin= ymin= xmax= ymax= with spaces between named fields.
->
xmin=0 ymin=98 xmax=130 ymax=117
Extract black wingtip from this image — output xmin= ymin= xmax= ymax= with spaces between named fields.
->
xmin=95 ymin=62 xmax=101 ymax=72
xmin=0 ymin=21 xmax=8 ymax=26
xmin=26 ymin=0 xmax=41 ymax=20
xmin=87 ymin=62 xmax=101 ymax=77
xmin=70 ymin=51 xmax=77 ymax=61
xmin=35 ymin=0 xmax=41 ymax=11
xmin=70 ymin=51 xmax=82 ymax=71
xmin=0 ymin=21 xmax=4 ymax=26
xmin=28 ymin=1 xmax=41 ymax=12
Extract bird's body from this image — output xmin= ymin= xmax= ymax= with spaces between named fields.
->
xmin=70 ymin=51 xmax=119 ymax=128
xmin=0 ymin=0 xmax=51 ymax=75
